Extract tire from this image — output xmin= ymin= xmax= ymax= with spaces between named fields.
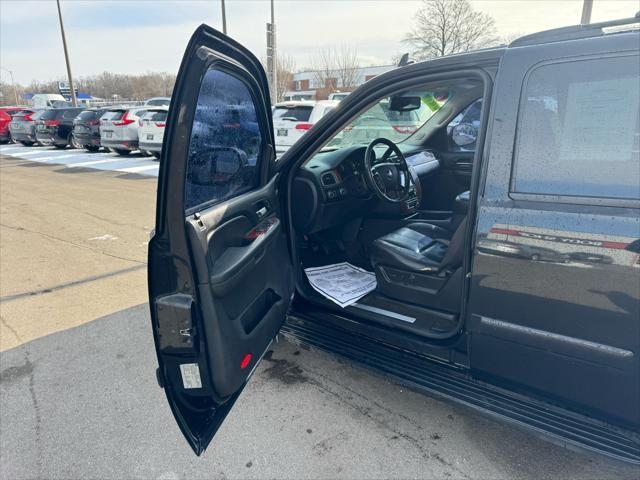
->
xmin=54 ymin=144 xmax=67 ymax=149
xmin=70 ymin=134 xmax=83 ymax=149
xmin=114 ymin=149 xmax=130 ymax=156
xmin=531 ymin=254 xmax=540 ymax=261
xmin=20 ymin=141 xmax=35 ymax=147
xmin=152 ymin=152 xmax=161 ymax=160
xmin=85 ymin=145 xmax=100 ymax=153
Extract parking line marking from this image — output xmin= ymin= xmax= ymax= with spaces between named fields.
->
xmin=1 ymin=145 xmax=159 ymax=177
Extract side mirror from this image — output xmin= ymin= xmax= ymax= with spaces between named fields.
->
xmin=189 ymin=146 xmax=246 ymax=185
xmin=451 ymin=123 xmax=477 ymax=147
xmin=388 ymin=95 xmax=422 ymax=112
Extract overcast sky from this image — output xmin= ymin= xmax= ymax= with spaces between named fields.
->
xmin=1 ymin=0 xmax=637 ymax=85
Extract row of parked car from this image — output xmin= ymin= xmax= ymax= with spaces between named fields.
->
xmin=2 ymin=94 xmax=425 ymax=157
xmin=0 ymin=97 xmax=171 ymax=159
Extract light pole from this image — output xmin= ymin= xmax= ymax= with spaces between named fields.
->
xmin=0 ymin=68 xmax=19 ymax=105
xmin=221 ymin=0 xmax=227 ymax=34
xmin=271 ymin=0 xmax=277 ymax=103
xmin=581 ymin=0 xmax=593 ymax=25
xmin=56 ymin=0 xmax=78 ymax=107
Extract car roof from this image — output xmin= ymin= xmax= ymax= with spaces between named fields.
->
xmin=314 ymin=100 xmax=340 ymax=107
xmin=510 ymin=12 xmax=640 ymax=47
xmin=143 ymin=106 xmax=169 ymax=112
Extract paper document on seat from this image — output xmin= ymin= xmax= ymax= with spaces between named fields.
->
xmin=304 ymin=262 xmax=377 ymax=308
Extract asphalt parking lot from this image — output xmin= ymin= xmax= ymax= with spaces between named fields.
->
xmin=1 ymin=146 xmax=638 ymax=479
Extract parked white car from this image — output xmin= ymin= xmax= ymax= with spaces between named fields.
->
xmin=138 ymin=107 xmax=168 ymax=159
xmin=99 ymin=107 xmax=147 ymax=155
xmin=273 ymin=100 xmax=339 ymax=153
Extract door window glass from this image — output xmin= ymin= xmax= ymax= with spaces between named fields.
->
xmin=185 ymin=68 xmax=263 ymax=211
xmin=513 ymin=55 xmax=640 ymax=200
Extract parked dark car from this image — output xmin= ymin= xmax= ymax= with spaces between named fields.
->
xmin=35 ymin=107 xmax=84 ymax=148
xmin=73 ymin=108 xmax=107 ymax=152
xmin=0 ymin=106 xmax=27 ymax=143
xmin=8 ymin=109 xmax=46 ymax=146
xmin=148 ymin=16 xmax=640 ymax=464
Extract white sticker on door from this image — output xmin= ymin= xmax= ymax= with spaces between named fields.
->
xmin=179 ymin=363 xmax=202 ymax=389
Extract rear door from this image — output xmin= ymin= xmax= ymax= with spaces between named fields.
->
xmin=148 ymin=24 xmax=294 ymax=455
xmin=469 ymin=33 xmax=640 ymax=428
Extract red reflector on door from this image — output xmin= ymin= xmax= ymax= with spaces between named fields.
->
xmin=240 ymin=354 xmax=252 ymax=369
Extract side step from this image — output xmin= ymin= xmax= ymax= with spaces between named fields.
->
xmin=281 ymin=314 xmax=640 ymax=465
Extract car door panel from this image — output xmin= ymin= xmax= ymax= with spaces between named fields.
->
xmin=148 ymin=24 xmax=293 ymax=455
xmin=185 ymin=178 xmax=294 ymax=398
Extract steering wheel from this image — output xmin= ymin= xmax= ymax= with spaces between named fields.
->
xmin=364 ymin=138 xmax=411 ymax=203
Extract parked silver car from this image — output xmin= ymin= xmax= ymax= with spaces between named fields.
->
xmin=8 ymin=108 xmax=46 ymax=146
xmin=99 ymin=107 xmax=147 ymax=155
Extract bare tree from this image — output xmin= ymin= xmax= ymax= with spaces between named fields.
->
xmin=334 ymin=44 xmax=360 ymax=89
xmin=403 ymin=0 xmax=498 ymax=60
xmin=311 ymin=44 xmax=361 ymax=98
xmin=0 ymin=71 xmax=177 ymax=106
xmin=275 ymin=54 xmax=296 ymax=103
xmin=311 ymin=47 xmax=336 ymax=92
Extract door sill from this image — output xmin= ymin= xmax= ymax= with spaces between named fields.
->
xmin=281 ymin=314 xmax=640 ymax=465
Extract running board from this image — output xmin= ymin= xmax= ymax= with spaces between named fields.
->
xmin=281 ymin=314 xmax=640 ymax=465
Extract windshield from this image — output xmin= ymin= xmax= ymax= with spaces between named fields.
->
xmin=324 ymin=90 xmax=450 ymax=149
xmin=146 ymin=98 xmax=170 ymax=106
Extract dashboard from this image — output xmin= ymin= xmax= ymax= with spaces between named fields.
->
xmin=291 ymin=144 xmax=441 ymax=234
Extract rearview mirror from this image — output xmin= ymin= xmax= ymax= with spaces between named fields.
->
xmin=451 ymin=123 xmax=477 ymax=147
xmin=388 ymin=95 xmax=422 ymax=112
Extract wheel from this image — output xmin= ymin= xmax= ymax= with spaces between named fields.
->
xmin=152 ymin=152 xmax=161 ymax=160
xmin=70 ymin=134 xmax=83 ymax=149
xmin=54 ymin=144 xmax=67 ymax=149
xmin=20 ymin=141 xmax=35 ymax=147
xmin=114 ymin=149 xmax=130 ymax=156
xmin=531 ymin=254 xmax=540 ymax=261
xmin=85 ymin=145 xmax=100 ymax=152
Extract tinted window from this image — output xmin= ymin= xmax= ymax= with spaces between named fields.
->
xmin=273 ymin=106 xmax=312 ymax=122
xmin=151 ymin=111 xmax=167 ymax=122
xmin=61 ymin=109 xmax=82 ymax=119
xmin=513 ymin=55 xmax=640 ymax=200
xmin=77 ymin=110 xmax=98 ymax=121
xmin=108 ymin=111 xmax=125 ymax=121
xmin=147 ymin=98 xmax=170 ymax=106
xmin=40 ymin=110 xmax=59 ymax=120
xmin=184 ymin=68 xmax=263 ymax=212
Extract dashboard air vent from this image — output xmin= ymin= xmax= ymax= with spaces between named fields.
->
xmin=321 ymin=172 xmax=337 ymax=186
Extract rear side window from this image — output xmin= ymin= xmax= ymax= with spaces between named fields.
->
xmin=273 ymin=106 xmax=312 ymax=122
xmin=184 ymin=68 xmax=263 ymax=212
xmin=512 ymin=54 xmax=640 ymax=200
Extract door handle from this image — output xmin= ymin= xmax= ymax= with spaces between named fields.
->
xmin=256 ymin=206 xmax=268 ymax=219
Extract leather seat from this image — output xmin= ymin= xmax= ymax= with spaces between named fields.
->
xmin=371 ymin=218 xmax=467 ymax=274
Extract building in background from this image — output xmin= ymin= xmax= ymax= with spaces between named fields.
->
xmin=284 ymin=65 xmax=395 ymax=101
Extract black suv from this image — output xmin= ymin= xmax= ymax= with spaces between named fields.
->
xmin=73 ymin=108 xmax=107 ymax=152
xmin=148 ymin=16 xmax=640 ymax=463
xmin=35 ymin=107 xmax=84 ymax=149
